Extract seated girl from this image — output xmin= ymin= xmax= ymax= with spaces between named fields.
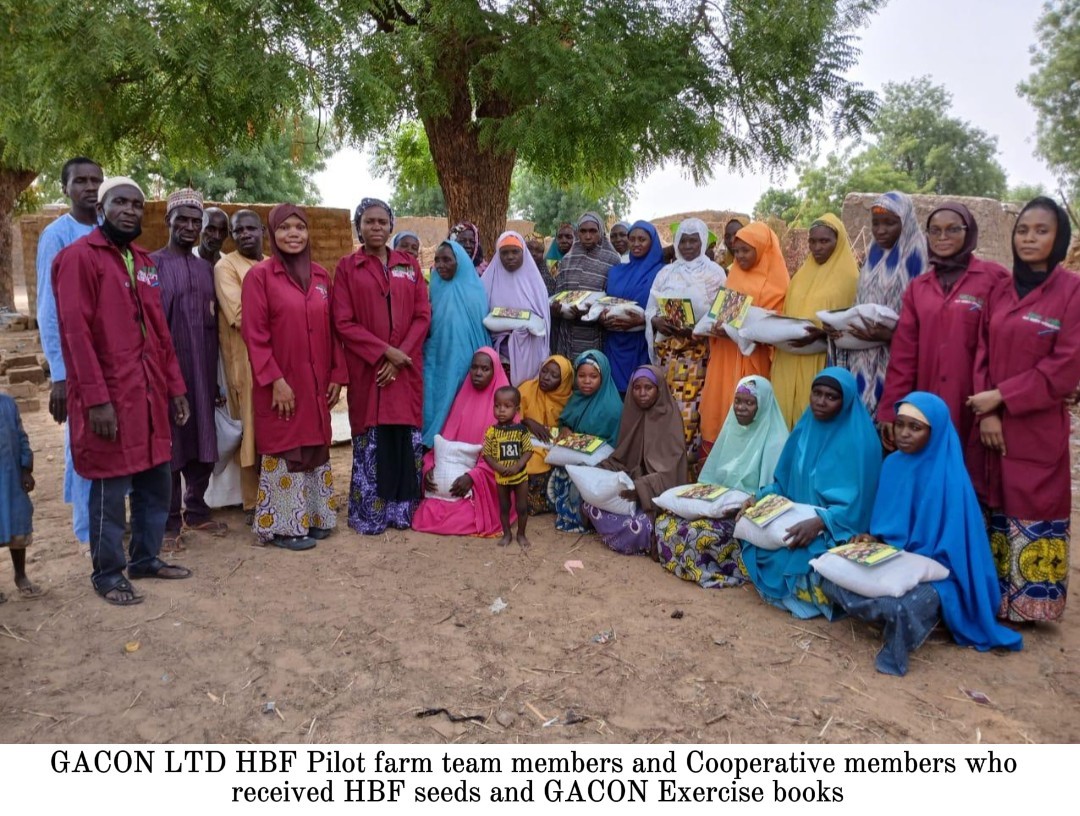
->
xmin=740 ymin=368 xmax=881 ymax=619
xmin=820 ymin=392 xmax=1023 ymax=676
xmin=517 ymin=355 xmax=574 ymax=515
xmin=547 ymin=350 xmax=624 ymax=532
xmin=582 ymin=366 xmax=688 ymax=555
xmin=412 ymin=347 xmax=511 ymax=538
xmin=655 ymin=376 xmax=788 ymax=588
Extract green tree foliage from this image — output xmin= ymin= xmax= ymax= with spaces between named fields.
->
xmin=369 ymin=122 xmax=447 ymax=217
xmin=1006 ymin=183 xmax=1049 ymax=204
xmin=0 ymin=0 xmax=317 ymax=306
xmin=1019 ymin=0 xmax=1080 ymax=203
xmin=756 ymin=77 xmax=1008 ymax=225
xmin=130 ymin=117 xmax=337 ymax=205
xmin=508 ymin=167 xmax=633 ymax=236
xmin=871 ymin=77 xmax=1007 ymax=198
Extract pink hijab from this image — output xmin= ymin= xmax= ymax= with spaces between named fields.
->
xmin=411 ymin=346 xmax=511 ymax=537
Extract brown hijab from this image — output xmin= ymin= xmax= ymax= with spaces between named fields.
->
xmin=926 ymin=202 xmax=978 ymax=277
xmin=599 ymin=365 xmax=688 ymax=511
xmin=268 ymin=203 xmax=312 ymax=290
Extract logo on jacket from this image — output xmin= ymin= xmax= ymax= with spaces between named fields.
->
xmin=390 ymin=264 xmax=416 ymax=281
xmin=1022 ymin=311 xmax=1060 ymax=333
xmin=315 ymin=283 xmax=329 ymax=299
xmin=954 ymin=293 xmax=984 ymax=311
xmin=136 ymin=267 xmax=160 ymax=287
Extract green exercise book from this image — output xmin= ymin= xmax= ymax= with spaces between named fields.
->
xmin=828 ymin=540 xmax=902 ymax=566
xmin=707 ymin=289 xmax=753 ymax=329
xmin=658 ymin=297 xmax=695 ymax=329
xmin=677 ymin=483 xmax=730 ymax=501
xmin=489 ymin=306 xmax=531 ymax=320
xmin=743 ymin=494 xmax=794 ymax=526
xmin=553 ymin=432 xmax=605 ymax=454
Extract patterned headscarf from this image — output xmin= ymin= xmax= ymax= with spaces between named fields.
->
xmin=450 ymin=221 xmax=484 ymax=265
xmin=166 ymin=187 xmax=203 ymax=218
xmin=354 ymin=198 xmax=394 ymax=234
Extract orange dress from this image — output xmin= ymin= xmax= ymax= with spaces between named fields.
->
xmin=700 ymin=222 xmax=789 ymax=446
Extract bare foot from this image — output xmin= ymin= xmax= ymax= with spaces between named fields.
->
xmin=15 ymin=574 xmax=46 ymax=599
xmin=497 ymin=533 xmax=512 ymax=547
xmin=516 ymin=533 xmax=531 ymax=549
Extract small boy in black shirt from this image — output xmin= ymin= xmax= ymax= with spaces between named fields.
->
xmin=482 ymin=386 xmax=533 ymax=548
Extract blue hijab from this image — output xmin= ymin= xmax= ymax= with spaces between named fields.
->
xmin=604 ymin=220 xmax=665 ymax=392
xmin=557 ymin=350 xmax=624 ymax=444
xmin=422 ymin=240 xmax=491 ymax=447
xmin=872 ymin=392 xmax=1023 ymax=653
xmin=742 ymin=368 xmax=882 ymax=605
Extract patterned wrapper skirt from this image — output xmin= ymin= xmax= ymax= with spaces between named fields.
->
xmin=527 ymin=472 xmax=553 ymax=516
xmin=655 ymin=336 xmax=706 ymax=479
xmin=988 ymin=510 xmax=1069 ymax=622
xmin=821 ymin=579 xmax=941 ymax=676
xmin=583 ymin=502 xmax=653 ymax=555
xmin=655 ymin=514 xmax=744 ymax=588
xmin=548 ymin=466 xmax=587 ymax=533
xmin=349 ymin=428 xmax=422 ymax=535
xmin=252 ymin=455 xmax=337 ymax=543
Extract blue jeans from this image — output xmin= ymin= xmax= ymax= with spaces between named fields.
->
xmin=88 ymin=462 xmax=171 ymax=593
xmin=63 ymin=424 xmax=91 ymax=544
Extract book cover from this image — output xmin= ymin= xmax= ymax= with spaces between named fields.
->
xmin=553 ymin=432 xmax=604 ymax=453
xmin=708 ymin=289 xmax=753 ymax=329
xmin=744 ymin=494 xmax=795 ymax=526
xmin=490 ymin=307 xmax=531 ymax=320
xmin=552 ymin=290 xmax=595 ymax=308
xmin=659 ymin=297 xmax=696 ymax=329
xmin=828 ymin=540 xmax=902 ymax=566
xmin=677 ymin=483 xmax=730 ymax=501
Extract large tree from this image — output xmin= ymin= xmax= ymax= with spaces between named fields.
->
xmin=370 ymin=122 xmax=448 ymax=217
xmin=1019 ymin=0 xmax=1080 ymax=204
xmin=0 ymin=0 xmax=315 ymax=307
xmin=335 ymin=0 xmax=883 ymax=254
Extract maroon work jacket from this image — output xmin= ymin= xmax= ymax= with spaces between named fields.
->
xmin=331 ymin=249 xmax=430 ymax=435
xmin=968 ymin=266 xmax=1080 ymax=519
xmin=878 ymin=257 xmax=1008 ymax=446
xmin=53 ymin=228 xmax=186 ymax=479
xmin=241 ymin=258 xmax=347 ymax=455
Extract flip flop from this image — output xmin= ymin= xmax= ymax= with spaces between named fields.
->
xmin=128 ymin=558 xmax=193 ymax=580
xmin=16 ymin=582 xmax=47 ymax=600
xmin=161 ymin=531 xmax=187 ymax=554
xmin=98 ymin=579 xmax=145 ymax=606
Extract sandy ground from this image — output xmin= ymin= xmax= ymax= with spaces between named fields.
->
xmin=1 ymin=347 xmax=1078 ymax=745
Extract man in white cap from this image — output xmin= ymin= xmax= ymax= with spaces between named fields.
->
xmin=53 ymin=177 xmax=192 ymax=605
xmin=151 ymin=189 xmax=227 ymax=549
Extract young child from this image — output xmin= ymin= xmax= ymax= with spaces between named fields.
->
xmin=482 ymin=386 xmax=533 ymax=548
xmin=0 ymin=394 xmax=40 ymax=602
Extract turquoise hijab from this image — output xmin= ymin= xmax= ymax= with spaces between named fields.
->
xmin=741 ymin=368 xmax=882 ymax=613
xmin=871 ymin=392 xmax=1022 ymax=653
xmin=698 ymin=376 xmax=788 ymax=493
xmin=557 ymin=350 xmax=623 ymax=444
xmin=422 ymin=240 xmax=492 ymax=447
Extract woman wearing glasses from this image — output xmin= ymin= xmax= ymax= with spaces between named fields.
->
xmin=878 ymin=203 xmax=1008 ymax=455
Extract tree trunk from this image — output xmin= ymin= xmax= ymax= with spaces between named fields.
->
xmin=0 ymin=164 xmax=39 ymax=311
xmin=422 ymin=96 xmax=516 ymax=267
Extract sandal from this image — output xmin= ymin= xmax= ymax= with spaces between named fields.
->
xmin=98 ymin=579 xmax=145 ymax=606
xmin=307 ymin=527 xmax=332 ymax=541
xmin=161 ymin=531 xmax=186 ymax=554
xmin=186 ymin=520 xmax=228 ymax=537
xmin=128 ymin=558 xmax=193 ymax=580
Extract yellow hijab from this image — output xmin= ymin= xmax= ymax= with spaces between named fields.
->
xmin=783 ymin=213 xmax=859 ymax=323
xmin=519 ymin=355 xmax=574 ymax=475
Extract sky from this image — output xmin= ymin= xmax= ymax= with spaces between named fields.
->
xmin=311 ymin=0 xmax=1055 ymax=220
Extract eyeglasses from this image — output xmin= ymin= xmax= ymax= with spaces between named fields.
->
xmin=927 ymin=225 xmax=967 ymax=238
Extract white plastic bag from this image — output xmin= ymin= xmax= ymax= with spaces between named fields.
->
xmin=566 ymin=465 xmax=638 ymax=515
xmin=429 ymin=435 xmax=482 ymax=501
xmin=653 ymin=484 xmax=750 ymax=521
xmin=817 ymin=304 xmax=900 ymax=351
xmin=734 ymin=502 xmax=822 ymax=551
xmin=810 ymin=550 xmax=949 ymax=598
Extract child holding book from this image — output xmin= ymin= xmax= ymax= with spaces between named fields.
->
xmin=0 ymin=394 xmax=42 ymax=602
xmin=482 ymin=386 xmax=533 ymax=548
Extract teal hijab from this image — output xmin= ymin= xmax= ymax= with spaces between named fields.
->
xmin=741 ymin=368 xmax=882 ymax=615
xmin=698 ymin=376 xmax=788 ymax=493
xmin=557 ymin=350 xmax=623 ymax=444
xmin=422 ymin=240 xmax=492 ymax=447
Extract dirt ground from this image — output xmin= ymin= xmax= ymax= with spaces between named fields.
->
xmin=1 ymin=345 xmax=1078 ymax=745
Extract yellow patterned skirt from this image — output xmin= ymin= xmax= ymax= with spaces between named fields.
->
xmin=655 ymin=336 xmax=708 ymax=479
xmin=252 ymin=455 xmax=338 ymax=543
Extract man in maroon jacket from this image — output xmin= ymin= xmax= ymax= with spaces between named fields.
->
xmin=53 ymin=176 xmax=193 ymax=605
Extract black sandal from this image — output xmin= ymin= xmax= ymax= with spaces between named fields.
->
xmin=307 ymin=527 xmax=332 ymax=540
xmin=269 ymin=535 xmax=316 ymax=551
xmin=98 ymin=578 xmax=145 ymax=606
xmin=128 ymin=558 xmax=193 ymax=580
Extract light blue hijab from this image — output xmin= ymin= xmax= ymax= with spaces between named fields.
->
xmin=872 ymin=392 xmax=1022 ymax=653
xmin=422 ymin=240 xmax=491 ymax=447
xmin=741 ymin=368 xmax=882 ymax=612
xmin=698 ymin=376 xmax=788 ymax=493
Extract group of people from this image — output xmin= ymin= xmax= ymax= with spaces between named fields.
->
xmin=1 ymin=158 xmax=1075 ymax=677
